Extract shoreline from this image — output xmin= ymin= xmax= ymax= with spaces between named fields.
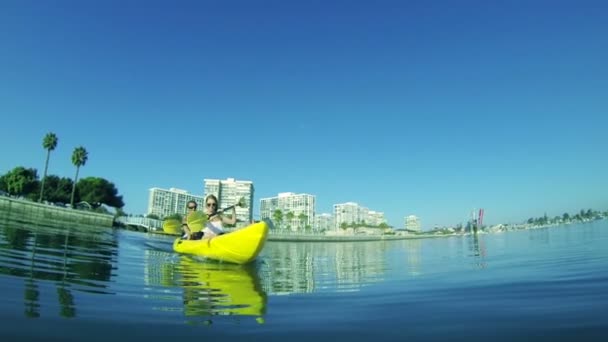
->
xmin=265 ymin=217 xmax=606 ymax=242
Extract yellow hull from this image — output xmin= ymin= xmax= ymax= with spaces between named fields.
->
xmin=173 ymin=221 xmax=269 ymax=264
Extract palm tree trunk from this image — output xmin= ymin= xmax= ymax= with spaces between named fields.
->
xmin=70 ymin=166 xmax=80 ymax=207
xmin=38 ymin=149 xmax=51 ymax=203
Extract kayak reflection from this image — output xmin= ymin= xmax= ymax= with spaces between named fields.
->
xmin=175 ymin=257 xmax=267 ymax=322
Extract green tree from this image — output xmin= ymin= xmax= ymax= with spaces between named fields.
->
xmin=297 ymin=212 xmax=308 ymax=230
xmin=41 ymin=175 xmax=73 ymax=204
xmin=379 ymin=222 xmax=389 ymax=229
xmin=4 ymin=166 xmax=39 ymax=197
xmin=69 ymin=146 xmax=88 ymax=207
xmin=114 ymin=208 xmax=127 ymax=218
xmin=562 ymin=213 xmax=570 ymax=222
xmin=340 ymin=222 xmax=348 ymax=230
xmin=76 ymin=177 xmax=124 ymax=209
xmin=146 ymin=214 xmax=160 ymax=219
xmin=0 ymin=174 xmax=6 ymax=192
xmin=272 ymin=209 xmax=283 ymax=229
xmin=285 ymin=211 xmax=295 ymax=230
xmin=38 ymin=132 xmax=58 ymax=203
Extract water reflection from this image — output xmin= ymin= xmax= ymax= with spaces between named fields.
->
xmin=405 ymin=239 xmax=422 ymax=276
xmin=258 ymin=241 xmax=388 ymax=294
xmin=0 ymin=222 xmax=118 ymax=319
xmin=468 ymin=232 xmax=487 ymax=269
xmin=144 ymin=250 xmax=267 ymax=324
xmin=180 ymin=258 xmax=266 ymax=323
xmin=528 ymin=227 xmax=550 ymax=245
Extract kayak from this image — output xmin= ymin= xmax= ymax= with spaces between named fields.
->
xmin=173 ymin=220 xmax=269 ymax=264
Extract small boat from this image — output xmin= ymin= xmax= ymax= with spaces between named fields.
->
xmin=173 ymin=220 xmax=270 ymax=264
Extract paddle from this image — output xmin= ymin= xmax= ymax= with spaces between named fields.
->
xmin=187 ymin=197 xmax=247 ymax=231
xmin=162 ymin=219 xmax=182 ymax=235
xmin=186 ymin=211 xmax=208 ymax=232
xmin=215 ymin=197 xmax=247 ymax=216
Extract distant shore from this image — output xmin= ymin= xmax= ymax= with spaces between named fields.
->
xmin=265 ymin=217 xmax=607 ymax=242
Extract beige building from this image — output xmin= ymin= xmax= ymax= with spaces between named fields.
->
xmin=147 ymin=187 xmax=204 ymax=219
xmin=314 ymin=213 xmax=334 ymax=232
xmin=367 ymin=210 xmax=386 ymax=226
xmin=333 ymin=202 xmax=386 ymax=230
xmin=204 ymin=178 xmax=254 ymax=226
xmin=260 ymin=192 xmax=315 ymax=231
xmin=405 ymin=215 xmax=421 ymax=232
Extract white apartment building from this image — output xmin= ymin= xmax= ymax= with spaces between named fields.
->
xmin=334 ymin=202 xmax=385 ymax=229
xmin=314 ymin=213 xmax=334 ymax=232
xmin=367 ymin=211 xmax=386 ymax=226
xmin=204 ymin=178 xmax=254 ymax=226
xmin=334 ymin=202 xmax=361 ymax=229
xmin=405 ymin=215 xmax=421 ymax=232
xmin=147 ymin=187 xmax=204 ymax=219
xmin=260 ymin=192 xmax=315 ymax=231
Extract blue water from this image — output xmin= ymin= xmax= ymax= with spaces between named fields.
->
xmin=0 ymin=218 xmax=607 ymax=341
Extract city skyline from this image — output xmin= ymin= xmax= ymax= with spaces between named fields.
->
xmin=1 ymin=1 xmax=606 ymax=228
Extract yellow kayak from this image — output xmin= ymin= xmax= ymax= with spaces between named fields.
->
xmin=173 ymin=220 xmax=269 ymax=264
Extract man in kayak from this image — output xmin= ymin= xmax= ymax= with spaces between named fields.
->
xmin=181 ymin=200 xmax=200 ymax=240
xmin=182 ymin=195 xmax=239 ymax=240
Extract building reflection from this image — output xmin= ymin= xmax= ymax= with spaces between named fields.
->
xmin=469 ymin=232 xmax=487 ymax=269
xmin=405 ymin=239 xmax=422 ymax=276
xmin=258 ymin=241 xmax=388 ymax=295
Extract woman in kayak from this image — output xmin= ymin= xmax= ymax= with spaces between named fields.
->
xmin=199 ymin=194 xmax=237 ymax=240
xmin=182 ymin=195 xmax=238 ymax=240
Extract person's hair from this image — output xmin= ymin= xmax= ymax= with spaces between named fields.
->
xmin=187 ymin=200 xmax=197 ymax=208
xmin=205 ymin=194 xmax=218 ymax=205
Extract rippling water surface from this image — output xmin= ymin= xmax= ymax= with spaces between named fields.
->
xmin=1 ymin=215 xmax=607 ymax=341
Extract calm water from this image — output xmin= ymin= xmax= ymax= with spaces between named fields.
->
xmin=1 ymin=216 xmax=607 ymax=341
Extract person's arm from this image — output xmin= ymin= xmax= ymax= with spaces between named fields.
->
xmin=182 ymin=213 xmax=191 ymax=238
xmin=222 ymin=206 xmax=237 ymax=225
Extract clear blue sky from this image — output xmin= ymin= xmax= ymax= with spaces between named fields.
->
xmin=1 ymin=0 xmax=607 ymax=229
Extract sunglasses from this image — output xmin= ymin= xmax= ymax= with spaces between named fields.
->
xmin=187 ymin=206 xmax=197 ymax=210
xmin=206 ymin=202 xmax=217 ymax=208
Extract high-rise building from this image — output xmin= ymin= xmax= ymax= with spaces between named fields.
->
xmin=367 ymin=211 xmax=386 ymax=226
xmin=260 ymin=192 xmax=315 ymax=231
xmin=203 ymin=178 xmax=254 ymax=226
xmin=405 ymin=215 xmax=421 ymax=232
xmin=334 ymin=202 xmax=386 ymax=229
xmin=147 ymin=187 xmax=204 ymax=219
xmin=314 ymin=213 xmax=334 ymax=232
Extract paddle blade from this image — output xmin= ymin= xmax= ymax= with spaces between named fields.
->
xmin=237 ymin=196 xmax=247 ymax=208
xmin=163 ymin=219 xmax=181 ymax=235
xmin=187 ymin=211 xmax=208 ymax=232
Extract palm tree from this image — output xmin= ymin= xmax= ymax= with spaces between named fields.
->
xmin=272 ymin=209 xmax=283 ymax=230
xmin=298 ymin=213 xmax=308 ymax=231
xmin=69 ymin=146 xmax=88 ymax=207
xmin=286 ymin=211 xmax=295 ymax=231
xmin=38 ymin=132 xmax=58 ymax=203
